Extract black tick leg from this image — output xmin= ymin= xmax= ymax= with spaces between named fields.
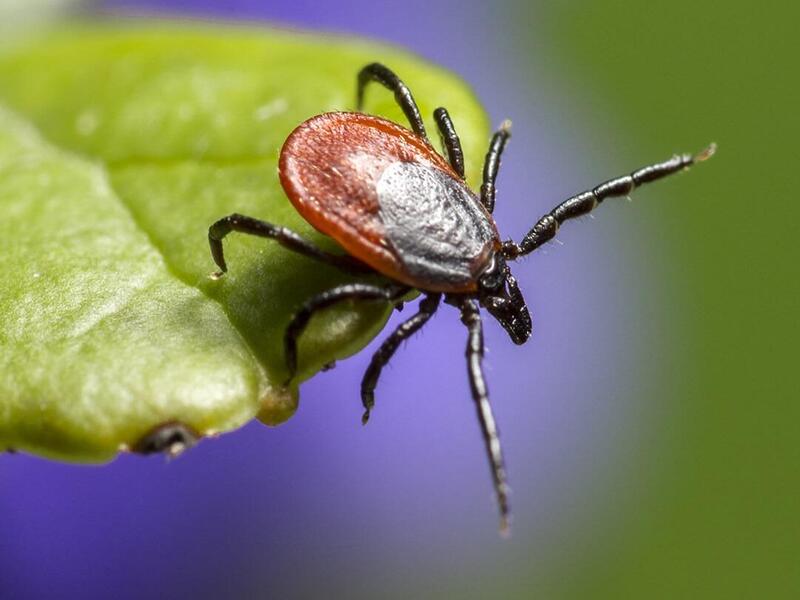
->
xmin=360 ymin=293 xmax=441 ymax=425
xmin=208 ymin=213 xmax=372 ymax=276
xmin=433 ymin=107 xmax=465 ymax=179
xmin=357 ymin=62 xmax=428 ymax=140
xmin=460 ymin=298 xmax=511 ymax=534
xmin=284 ymin=284 xmax=409 ymax=385
xmin=480 ymin=120 xmax=512 ymax=213
xmin=503 ymin=144 xmax=717 ymax=259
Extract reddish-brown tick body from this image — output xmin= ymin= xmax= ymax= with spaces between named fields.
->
xmin=279 ymin=112 xmax=500 ymax=293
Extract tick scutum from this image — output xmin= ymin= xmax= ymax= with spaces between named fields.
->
xmin=376 ymin=161 xmax=497 ymax=291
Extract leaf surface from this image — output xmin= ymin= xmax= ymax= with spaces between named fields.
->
xmin=0 ymin=24 xmax=489 ymax=461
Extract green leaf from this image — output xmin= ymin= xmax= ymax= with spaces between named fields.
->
xmin=0 ymin=23 xmax=489 ymax=462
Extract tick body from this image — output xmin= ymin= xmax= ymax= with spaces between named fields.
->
xmin=280 ymin=112 xmax=499 ymax=292
xmin=209 ymin=62 xmax=714 ymax=533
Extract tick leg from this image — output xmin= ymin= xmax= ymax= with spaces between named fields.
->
xmin=360 ymin=293 xmax=441 ymax=425
xmin=208 ymin=213 xmax=372 ymax=275
xmin=460 ymin=298 xmax=511 ymax=534
xmin=284 ymin=284 xmax=410 ymax=385
xmin=357 ymin=62 xmax=428 ymax=140
xmin=480 ymin=120 xmax=512 ymax=213
xmin=433 ymin=107 xmax=465 ymax=179
xmin=503 ymin=144 xmax=717 ymax=259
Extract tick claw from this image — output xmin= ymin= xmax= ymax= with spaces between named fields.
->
xmin=209 ymin=270 xmax=225 ymax=280
xmin=499 ymin=516 xmax=512 ymax=538
xmin=694 ymin=142 xmax=717 ymax=162
xmin=282 ymin=362 xmax=298 ymax=387
xmin=361 ymin=409 xmax=371 ymax=425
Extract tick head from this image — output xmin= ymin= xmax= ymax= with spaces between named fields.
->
xmin=478 ymin=255 xmax=532 ymax=345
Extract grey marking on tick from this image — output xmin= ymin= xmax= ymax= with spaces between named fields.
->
xmin=377 ymin=162 xmax=496 ymax=286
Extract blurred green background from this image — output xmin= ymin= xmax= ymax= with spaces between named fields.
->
xmin=514 ymin=1 xmax=799 ymax=596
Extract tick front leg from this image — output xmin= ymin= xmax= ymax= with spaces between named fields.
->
xmin=480 ymin=120 xmax=512 ymax=213
xmin=460 ymin=298 xmax=511 ymax=534
xmin=283 ymin=284 xmax=409 ymax=385
xmin=433 ymin=107 xmax=465 ymax=179
xmin=503 ymin=144 xmax=716 ymax=259
xmin=360 ymin=293 xmax=441 ymax=425
xmin=356 ymin=62 xmax=428 ymax=140
xmin=208 ymin=213 xmax=372 ymax=275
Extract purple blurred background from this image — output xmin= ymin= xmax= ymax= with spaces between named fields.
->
xmin=0 ymin=2 xmax=667 ymax=597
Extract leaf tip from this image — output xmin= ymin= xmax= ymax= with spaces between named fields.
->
xmin=257 ymin=386 xmax=299 ymax=427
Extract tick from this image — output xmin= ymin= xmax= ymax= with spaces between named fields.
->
xmin=208 ymin=63 xmax=714 ymax=533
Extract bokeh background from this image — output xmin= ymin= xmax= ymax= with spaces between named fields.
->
xmin=1 ymin=1 xmax=797 ymax=598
